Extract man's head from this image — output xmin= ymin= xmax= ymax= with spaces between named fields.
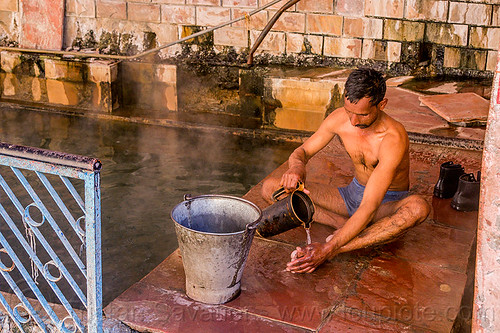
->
xmin=344 ymin=68 xmax=387 ymax=129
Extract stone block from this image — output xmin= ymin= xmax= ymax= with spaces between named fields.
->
xmin=22 ymin=0 xmax=64 ymax=49
xmin=96 ymin=0 xmax=127 ymax=19
xmin=305 ymin=35 xmax=323 ymax=54
xmin=32 ymin=77 xmax=42 ymax=101
xmin=364 ymin=0 xmax=404 ymax=18
xmin=335 ymin=0 xmax=364 ymax=17
xmin=387 ymin=41 xmax=401 ymax=62
xmin=306 ymin=14 xmax=342 ymax=35
xmin=46 ymin=80 xmax=80 ymax=106
xmin=259 ymin=0 xmax=285 ymax=10
xmin=161 ymin=5 xmax=195 ymax=25
xmin=470 ymin=27 xmax=500 ymax=50
xmin=362 ymin=39 xmax=387 ymax=60
xmin=186 ymin=0 xmax=219 ymax=5
xmin=444 ymin=47 xmax=461 ymax=68
xmin=449 ymin=2 xmax=492 ymax=26
xmin=343 ymin=17 xmax=382 ymax=39
xmin=150 ymin=22 xmax=179 ymax=46
xmin=44 ymin=59 xmax=84 ymax=81
xmin=214 ymin=27 xmax=248 ymax=47
xmin=486 ymin=50 xmax=498 ymax=71
xmin=232 ymin=9 xmax=267 ymax=29
xmin=222 ymin=0 xmax=257 ymax=8
xmin=0 ymin=51 xmax=21 ymax=73
xmin=493 ymin=5 xmax=499 ymax=26
xmin=128 ymin=3 xmax=161 ymax=23
xmin=155 ymin=64 xmax=176 ymax=84
xmin=150 ymin=83 xmax=177 ymax=111
xmin=405 ymin=0 xmax=448 ymax=21
xmin=384 ymin=19 xmax=424 ymax=41
xmin=122 ymin=62 xmax=154 ymax=84
xmin=460 ymin=49 xmax=487 ymax=70
xmin=156 ymin=0 xmax=185 ymax=3
xmin=196 ymin=6 xmax=231 ymax=26
xmin=267 ymin=11 xmax=305 ymax=33
xmin=250 ymin=30 xmax=285 ymax=53
xmin=324 ymin=37 xmax=362 ymax=58
xmin=88 ymin=60 xmax=118 ymax=83
xmin=296 ymin=0 xmax=333 ymax=13
xmin=2 ymin=73 xmax=18 ymax=96
xmin=0 ymin=11 xmax=14 ymax=35
xmin=0 ymin=0 xmax=18 ymax=11
xmin=66 ymin=0 xmax=96 ymax=18
xmin=426 ymin=23 xmax=468 ymax=47
xmin=286 ymin=33 xmax=303 ymax=53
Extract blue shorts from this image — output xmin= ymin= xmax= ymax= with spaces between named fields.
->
xmin=338 ymin=178 xmax=409 ymax=217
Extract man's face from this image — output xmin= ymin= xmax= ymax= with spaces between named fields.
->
xmin=343 ymin=96 xmax=387 ymax=129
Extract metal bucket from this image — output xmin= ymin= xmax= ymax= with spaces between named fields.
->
xmin=171 ymin=195 xmax=262 ymax=304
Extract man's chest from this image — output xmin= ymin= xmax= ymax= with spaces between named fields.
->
xmin=338 ymin=133 xmax=382 ymax=169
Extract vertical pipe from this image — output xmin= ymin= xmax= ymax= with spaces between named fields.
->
xmin=473 ymin=46 xmax=500 ymax=332
xmin=85 ymin=171 xmax=103 ymax=333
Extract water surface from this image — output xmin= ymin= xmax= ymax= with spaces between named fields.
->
xmin=0 ymin=106 xmax=298 ymax=305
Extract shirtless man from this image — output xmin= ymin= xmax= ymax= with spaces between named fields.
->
xmin=261 ymin=68 xmax=430 ymax=273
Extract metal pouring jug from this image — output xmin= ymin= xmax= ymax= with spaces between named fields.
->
xmin=257 ymin=182 xmax=315 ymax=238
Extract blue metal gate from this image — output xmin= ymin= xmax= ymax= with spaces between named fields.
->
xmin=0 ymin=142 xmax=102 ymax=332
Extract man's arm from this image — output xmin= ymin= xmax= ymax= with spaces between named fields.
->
xmin=287 ymin=131 xmax=407 ymax=273
xmin=281 ymin=111 xmax=340 ymax=190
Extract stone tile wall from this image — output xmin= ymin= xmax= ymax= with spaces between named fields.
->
xmin=0 ymin=0 xmax=498 ymax=72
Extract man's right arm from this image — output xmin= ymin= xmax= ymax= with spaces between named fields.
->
xmin=280 ymin=110 xmax=340 ymax=190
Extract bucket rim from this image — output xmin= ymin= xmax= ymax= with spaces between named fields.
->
xmin=170 ymin=194 xmax=263 ymax=236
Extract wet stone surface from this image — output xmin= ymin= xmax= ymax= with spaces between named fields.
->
xmin=105 ymin=138 xmax=482 ymax=332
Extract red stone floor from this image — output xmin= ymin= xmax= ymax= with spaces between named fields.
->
xmin=104 ymin=138 xmax=482 ymax=332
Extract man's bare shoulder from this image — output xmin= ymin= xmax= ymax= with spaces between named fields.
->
xmin=323 ymin=107 xmax=348 ymax=130
xmin=381 ymin=112 xmax=409 ymax=142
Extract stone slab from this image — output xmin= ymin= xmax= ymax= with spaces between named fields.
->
xmin=419 ymin=93 xmax=489 ymax=124
xmin=343 ymin=255 xmax=468 ymax=332
xmin=105 ymin=237 xmax=364 ymax=331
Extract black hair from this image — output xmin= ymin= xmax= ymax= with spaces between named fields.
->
xmin=344 ymin=68 xmax=386 ymax=106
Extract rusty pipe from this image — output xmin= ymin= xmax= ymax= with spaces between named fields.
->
xmin=247 ymin=0 xmax=302 ymax=65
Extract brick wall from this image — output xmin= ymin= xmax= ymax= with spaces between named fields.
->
xmin=0 ymin=0 xmax=499 ymax=73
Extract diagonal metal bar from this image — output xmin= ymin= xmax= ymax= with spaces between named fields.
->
xmin=60 ymin=176 xmax=85 ymax=213
xmin=10 ymin=167 xmax=87 ymax=277
xmin=0 ymin=237 xmax=52 ymax=332
xmin=0 ymin=203 xmax=86 ymax=331
xmin=0 ymin=174 xmax=87 ymax=306
xmin=0 ymin=293 xmax=27 ymax=333
xmin=36 ymin=172 xmax=84 ymax=243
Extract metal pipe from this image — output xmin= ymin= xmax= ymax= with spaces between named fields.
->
xmin=247 ymin=0 xmax=302 ymax=65
xmin=0 ymin=0 xmax=285 ymax=61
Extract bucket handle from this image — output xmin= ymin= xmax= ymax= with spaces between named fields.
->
xmin=271 ymin=181 xmax=304 ymax=201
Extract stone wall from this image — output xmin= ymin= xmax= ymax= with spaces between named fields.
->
xmin=0 ymin=0 xmax=499 ymax=74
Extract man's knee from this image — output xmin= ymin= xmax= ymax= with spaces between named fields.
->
xmin=402 ymin=195 xmax=431 ymax=225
